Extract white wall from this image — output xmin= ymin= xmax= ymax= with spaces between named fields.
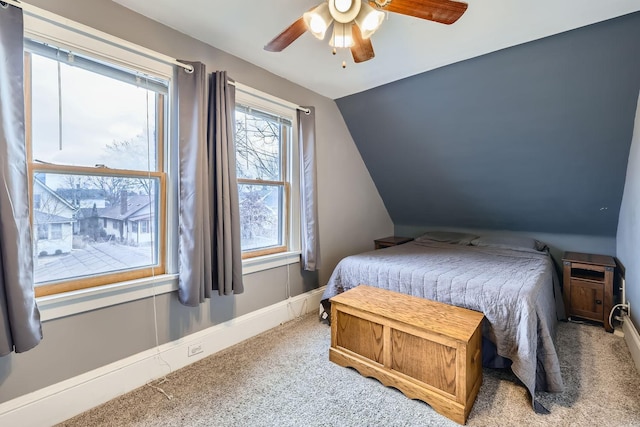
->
xmin=617 ymin=92 xmax=640 ymax=327
xmin=0 ymin=0 xmax=392 ymax=405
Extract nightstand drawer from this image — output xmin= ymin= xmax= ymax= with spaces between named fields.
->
xmin=568 ymin=279 xmax=604 ymax=321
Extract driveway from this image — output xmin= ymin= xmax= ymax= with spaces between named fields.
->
xmin=35 ymin=241 xmax=155 ymax=284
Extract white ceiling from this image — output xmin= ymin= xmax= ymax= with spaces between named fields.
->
xmin=113 ymin=0 xmax=640 ymax=99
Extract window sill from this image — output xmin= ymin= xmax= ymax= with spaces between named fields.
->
xmin=242 ymin=250 xmax=301 ymax=274
xmin=36 ymin=252 xmax=301 ymax=322
xmin=37 ymin=274 xmax=178 ymax=322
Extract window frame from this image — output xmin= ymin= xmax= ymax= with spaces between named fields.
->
xmin=23 ymin=36 xmax=170 ymax=298
xmin=234 ymin=89 xmax=300 ymax=262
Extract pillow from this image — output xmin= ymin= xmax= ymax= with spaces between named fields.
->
xmin=414 ymin=231 xmax=478 ymax=245
xmin=470 ymin=235 xmax=547 ymax=251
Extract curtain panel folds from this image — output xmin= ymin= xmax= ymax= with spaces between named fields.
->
xmin=0 ymin=3 xmax=43 ymax=356
xmin=208 ymin=71 xmax=243 ymax=296
xmin=177 ymin=65 xmax=243 ymax=306
xmin=298 ymin=107 xmax=321 ymax=271
xmin=177 ymin=61 xmax=210 ymax=306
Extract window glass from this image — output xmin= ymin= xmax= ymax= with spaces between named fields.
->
xmin=25 ymin=42 xmax=167 ymax=295
xmin=235 ymin=103 xmax=291 ymax=257
xmin=30 ymin=54 xmax=159 ymax=171
xmin=235 ymin=107 xmax=282 ymax=181
xmin=238 ymin=183 xmax=284 ymax=251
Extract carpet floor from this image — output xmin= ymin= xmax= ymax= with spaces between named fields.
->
xmin=59 ymin=314 xmax=640 ymax=427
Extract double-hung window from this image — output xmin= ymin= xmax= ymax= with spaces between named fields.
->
xmin=234 ymin=91 xmax=300 ymax=260
xmin=23 ymin=29 xmax=171 ymax=297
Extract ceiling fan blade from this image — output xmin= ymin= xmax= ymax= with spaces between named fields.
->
xmin=264 ymin=17 xmax=307 ymax=52
xmin=372 ymin=0 xmax=468 ymax=25
xmin=351 ymin=24 xmax=375 ymax=63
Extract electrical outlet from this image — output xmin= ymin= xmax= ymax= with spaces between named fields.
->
xmin=188 ymin=342 xmax=204 ymax=357
xmin=627 ymin=301 xmax=631 ymax=319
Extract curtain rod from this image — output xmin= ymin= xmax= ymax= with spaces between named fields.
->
xmin=229 ymin=80 xmax=311 ymax=115
xmin=2 ymin=0 xmax=194 ymax=73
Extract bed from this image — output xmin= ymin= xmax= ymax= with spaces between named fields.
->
xmin=321 ymin=232 xmax=566 ymax=413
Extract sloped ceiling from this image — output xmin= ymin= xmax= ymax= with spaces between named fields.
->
xmin=100 ymin=1 xmax=640 ymax=236
xmin=336 ymin=12 xmax=640 ymax=236
xmin=112 ymin=0 xmax=640 ymax=99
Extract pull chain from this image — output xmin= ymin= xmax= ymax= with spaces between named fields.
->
xmin=56 ymin=49 xmax=64 ymax=151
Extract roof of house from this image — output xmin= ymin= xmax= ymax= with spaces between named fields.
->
xmin=100 ymin=195 xmax=152 ymax=221
xmin=34 ymin=210 xmax=74 ymax=224
xmin=34 ymin=177 xmax=77 ymax=212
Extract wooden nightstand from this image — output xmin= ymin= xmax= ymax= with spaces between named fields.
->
xmin=374 ymin=236 xmax=413 ymax=250
xmin=562 ymin=251 xmax=616 ymax=332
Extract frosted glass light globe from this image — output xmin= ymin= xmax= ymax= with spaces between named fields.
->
xmin=334 ymin=0 xmax=353 ymax=13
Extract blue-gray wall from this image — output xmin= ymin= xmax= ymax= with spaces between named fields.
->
xmin=617 ymin=92 xmax=640 ymax=327
xmin=337 ymin=12 xmax=640 ymax=236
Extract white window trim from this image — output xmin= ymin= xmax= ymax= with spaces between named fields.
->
xmin=242 ymin=251 xmax=301 ymax=275
xmin=37 ymin=274 xmax=178 ymax=322
xmin=235 ymin=86 xmax=301 ymax=261
xmin=23 ymin=13 xmax=173 ymax=81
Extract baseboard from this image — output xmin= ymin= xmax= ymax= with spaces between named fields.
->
xmin=622 ymin=316 xmax=640 ymax=373
xmin=0 ymin=286 xmax=326 ymax=427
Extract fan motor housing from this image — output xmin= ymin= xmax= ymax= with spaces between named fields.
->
xmin=328 ymin=0 xmax=362 ymax=23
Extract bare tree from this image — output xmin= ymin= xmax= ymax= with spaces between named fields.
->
xmin=235 ymin=112 xmax=284 ymax=248
xmin=103 ymin=134 xmax=155 ymax=195
xmin=89 ymin=175 xmax=135 ymax=207
xmin=235 ymin=113 xmax=281 ymax=180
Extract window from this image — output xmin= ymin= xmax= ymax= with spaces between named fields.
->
xmin=50 ymin=224 xmax=63 ymax=240
xmin=235 ymin=98 xmax=297 ymax=259
xmin=24 ymin=39 xmax=169 ymax=297
xmin=37 ymin=224 xmax=48 ymax=240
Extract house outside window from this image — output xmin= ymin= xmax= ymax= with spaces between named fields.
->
xmin=24 ymin=37 xmax=169 ymax=297
xmin=234 ymin=91 xmax=300 ymax=260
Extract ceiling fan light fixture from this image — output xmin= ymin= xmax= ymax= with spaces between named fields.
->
xmin=329 ymin=22 xmax=354 ymax=48
xmin=334 ymin=0 xmax=353 ymax=13
xmin=303 ymin=2 xmax=333 ymax=40
xmin=328 ymin=0 xmax=361 ymax=23
xmin=354 ymin=2 xmax=385 ymax=39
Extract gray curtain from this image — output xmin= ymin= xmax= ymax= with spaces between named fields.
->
xmin=0 ymin=3 xmax=42 ymax=356
xmin=208 ymin=71 xmax=243 ymax=296
xmin=298 ymin=107 xmax=321 ymax=271
xmin=177 ymin=61 xmax=211 ymax=306
xmin=177 ymin=66 xmax=243 ymax=306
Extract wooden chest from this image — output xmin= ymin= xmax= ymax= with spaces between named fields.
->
xmin=329 ymin=285 xmax=484 ymax=425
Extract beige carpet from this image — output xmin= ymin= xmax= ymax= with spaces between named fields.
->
xmin=59 ymin=314 xmax=640 ymax=427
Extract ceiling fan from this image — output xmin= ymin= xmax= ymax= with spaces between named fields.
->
xmin=264 ymin=0 xmax=468 ymax=65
